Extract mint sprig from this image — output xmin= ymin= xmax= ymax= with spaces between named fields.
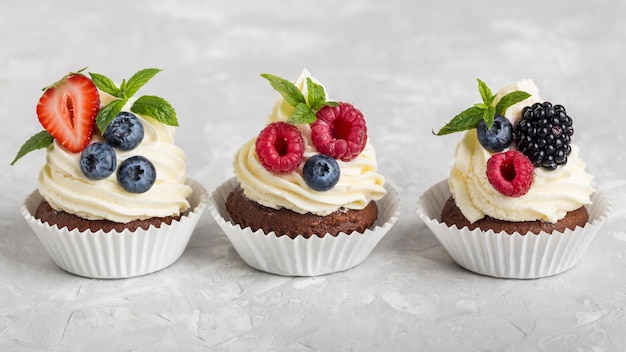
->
xmin=434 ymin=78 xmax=531 ymax=136
xmin=10 ymin=130 xmax=54 ymax=165
xmin=260 ymin=73 xmax=338 ymax=124
xmin=89 ymin=68 xmax=178 ymax=133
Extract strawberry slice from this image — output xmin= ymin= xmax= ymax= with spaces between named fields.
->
xmin=36 ymin=73 xmax=100 ymax=153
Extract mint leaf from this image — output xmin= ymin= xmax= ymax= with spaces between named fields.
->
xmin=325 ymin=101 xmax=339 ymax=107
xmin=88 ymin=72 xmax=121 ymax=97
xmin=474 ymin=103 xmax=487 ymax=110
xmin=483 ymin=105 xmax=496 ymax=128
xmin=96 ymin=99 xmax=126 ymax=133
xmin=260 ymin=73 xmax=306 ymax=107
xmin=125 ymin=68 xmax=162 ymax=99
xmin=11 ymin=130 xmax=53 ymax=165
xmin=435 ymin=106 xmax=485 ymax=135
xmin=131 ymin=95 xmax=178 ymax=126
xmin=477 ymin=79 xmax=494 ymax=106
xmin=306 ymin=77 xmax=327 ymax=111
xmin=495 ymin=91 xmax=531 ymax=115
xmin=92 ymin=68 xmax=176 ymax=131
xmin=435 ymin=79 xmax=533 ymax=136
xmin=288 ymin=103 xmax=317 ymax=124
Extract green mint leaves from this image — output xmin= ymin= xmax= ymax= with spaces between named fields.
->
xmin=435 ymin=78 xmax=531 ymax=136
xmin=10 ymin=131 xmax=54 ymax=165
xmin=89 ymin=68 xmax=178 ymax=133
xmin=260 ymin=73 xmax=337 ymax=124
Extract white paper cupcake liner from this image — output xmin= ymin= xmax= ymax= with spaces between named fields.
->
xmin=21 ymin=178 xmax=209 ymax=279
xmin=417 ymin=179 xmax=611 ymax=279
xmin=209 ymin=177 xmax=400 ymax=276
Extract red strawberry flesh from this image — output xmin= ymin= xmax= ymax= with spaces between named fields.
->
xmin=36 ymin=74 xmax=100 ymax=153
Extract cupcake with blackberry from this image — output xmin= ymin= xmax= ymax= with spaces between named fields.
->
xmin=13 ymin=68 xmax=207 ymax=279
xmin=417 ymin=79 xmax=610 ymax=278
xmin=209 ymin=69 xmax=399 ymax=276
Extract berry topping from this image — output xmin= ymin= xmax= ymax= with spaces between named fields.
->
xmin=36 ymin=73 xmax=100 ymax=153
xmin=514 ymin=102 xmax=574 ymax=170
xmin=476 ymin=114 xmax=513 ymax=152
xmin=486 ymin=150 xmax=534 ymax=197
xmin=117 ymin=155 xmax=156 ymax=193
xmin=311 ymin=102 xmax=367 ymax=162
xmin=255 ymin=122 xmax=305 ymax=173
xmin=11 ymin=68 xmax=179 ymax=166
xmin=103 ymin=112 xmax=145 ymax=151
xmin=79 ymin=142 xmax=117 ymax=180
xmin=435 ymin=79 xmax=530 ymax=136
xmin=303 ymin=154 xmax=341 ymax=191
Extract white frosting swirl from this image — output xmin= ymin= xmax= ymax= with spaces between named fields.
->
xmin=449 ymin=80 xmax=595 ymax=223
xmin=38 ymin=102 xmax=192 ymax=223
xmin=233 ymin=69 xmax=386 ymax=216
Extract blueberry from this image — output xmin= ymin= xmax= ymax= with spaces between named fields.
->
xmin=103 ymin=112 xmax=144 ymax=151
xmin=117 ymin=156 xmax=156 ymax=193
xmin=303 ymin=154 xmax=340 ymax=191
xmin=477 ymin=114 xmax=513 ymax=152
xmin=79 ymin=142 xmax=116 ymax=180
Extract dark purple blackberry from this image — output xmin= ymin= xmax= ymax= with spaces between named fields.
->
xmin=514 ymin=102 xmax=574 ymax=170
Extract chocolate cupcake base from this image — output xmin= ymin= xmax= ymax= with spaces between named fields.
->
xmin=226 ymin=186 xmax=378 ymax=239
xmin=417 ymin=179 xmax=611 ymax=279
xmin=21 ymin=178 xmax=209 ymax=279
xmin=441 ymin=197 xmax=589 ymax=235
xmin=36 ymin=200 xmax=181 ymax=233
xmin=209 ymin=178 xmax=400 ymax=276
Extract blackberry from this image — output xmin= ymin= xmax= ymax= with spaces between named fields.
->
xmin=514 ymin=102 xmax=574 ymax=170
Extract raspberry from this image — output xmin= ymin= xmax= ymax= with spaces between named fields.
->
xmin=486 ymin=150 xmax=534 ymax=197
xmin=514 ymin=102 xmax=574 ymax=170
xmin=255 ymin=122 xmax=304 ymax=173
xmin=311 ymin=102 xmax=367 ymax=162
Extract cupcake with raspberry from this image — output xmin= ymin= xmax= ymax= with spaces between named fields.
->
xmin=209 ymin=69 xmax=399 ymax=276
xmin=417 ymin=79 xmax=610 ymax=279
xmin=13 ymin=68 xmax=208 ymax=279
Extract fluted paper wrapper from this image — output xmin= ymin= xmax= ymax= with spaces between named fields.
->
xmin=209 ymin=177 xmax=400 ymax=276
xmin=21 ymin=178 xmax=209 ymax=279
xmin=417 ymin=180 xmax=611 ymax=279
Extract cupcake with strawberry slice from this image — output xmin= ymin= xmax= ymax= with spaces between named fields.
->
xmin=417 ymin=79 xmax=610 ymax=279
xmin=209 ymin=69 xmax=399 ymax=276
xmin=13 ymin=68 xmax=207 ymax=279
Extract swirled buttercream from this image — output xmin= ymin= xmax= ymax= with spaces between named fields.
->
xmin=233 ymin=69 xmax=386 ymax=216
xmin=38 ymin=108 xmax=192 ymax=223
xmin=448 ymin=80 xmax=595 ymax=223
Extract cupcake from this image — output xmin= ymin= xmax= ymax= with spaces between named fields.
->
xmin=13 ymin=68 xmax=208 ymax=279
xmin=209 ymin=69 xmax=399 ymax=276
xmin=418 ymin=79 xmax=610 ymax=279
